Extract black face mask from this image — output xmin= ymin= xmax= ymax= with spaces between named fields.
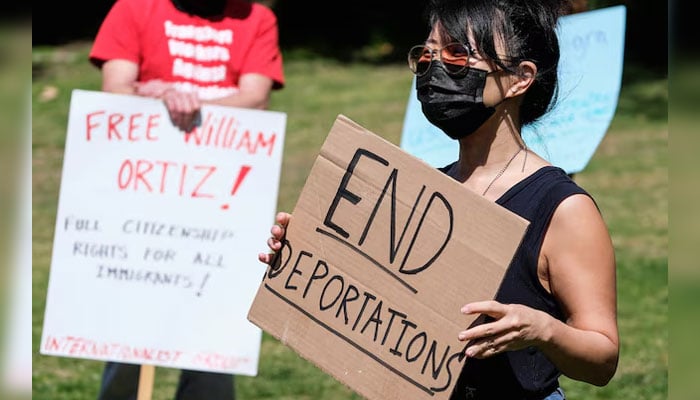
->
xmin=171 ymin=0 xmax=227 ymax=17
xmin=416 ymin=62 xmax=495 ymax=140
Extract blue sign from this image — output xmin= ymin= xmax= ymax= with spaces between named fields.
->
xmin=400 ymin=5 xmax=626 ymax=174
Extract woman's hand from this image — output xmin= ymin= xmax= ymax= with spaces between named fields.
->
xmin=458 ymin=300 xmax=553 ymax=358
xmin=258 ymin=212 xmax=291 ymax=265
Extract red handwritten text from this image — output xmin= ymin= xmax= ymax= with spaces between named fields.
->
xmin=117 ymin=159 xmax=217 ymax=198
xmin=184 ymin=112 xmax=277 ymax=156
xmin=192 ymin=351 xmax=253 ymax=370
xmin=42 ymin=335 xmax=254 ymax=370
xmin=42 ymin=335 xmax=184 ymax=364
xmin=86 ymin=110 xmax=160 ymax=142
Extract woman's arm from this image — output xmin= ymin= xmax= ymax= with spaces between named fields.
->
xmin=536 ymin=193 xmax=619 ymax=385
xmin=458 ymin=194 xmax=619 ymax=386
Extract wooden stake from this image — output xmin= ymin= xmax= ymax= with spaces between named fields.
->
xmin=137 ymin=365 xmax=156 ymax=400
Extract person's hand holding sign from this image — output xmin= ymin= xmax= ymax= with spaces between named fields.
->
xmin=133 ymin=80 xmax=202 ymax=132
xmin=457 ymin=301 xmax=553 ymax=358
xmin=258 ymin=212 xmax=291 ymax=265
xmin=161 ymin=88 xmax=201 ymax=133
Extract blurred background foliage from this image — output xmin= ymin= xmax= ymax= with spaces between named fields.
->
xmin=33 ymin=0 xmax=667 ymax=76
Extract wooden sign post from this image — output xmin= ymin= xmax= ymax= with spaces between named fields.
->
xmin=137 ymin=365 xmax=155 ymax=400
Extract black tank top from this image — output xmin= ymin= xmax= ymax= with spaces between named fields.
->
xmin=441 ymin=165 xmax=591 ymax=400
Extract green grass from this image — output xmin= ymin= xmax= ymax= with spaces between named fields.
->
xmin=32 ymin=42 xmax=667 ymax=399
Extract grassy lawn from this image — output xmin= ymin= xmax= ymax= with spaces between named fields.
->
xmin=32 ymin=42 xmax=667 ymax=399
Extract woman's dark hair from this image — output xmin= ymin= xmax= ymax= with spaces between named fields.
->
xmin=425 ymin=0 xmax=567 ymax=126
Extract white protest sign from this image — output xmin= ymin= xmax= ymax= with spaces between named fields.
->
xmin=40 ymin=89 xmax=286 ymax=376
xmin=400 ymin=5 xmax=626 ymax=174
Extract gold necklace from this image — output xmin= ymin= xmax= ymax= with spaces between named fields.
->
xmin=481 ymin=147 xmax=524 ymax=196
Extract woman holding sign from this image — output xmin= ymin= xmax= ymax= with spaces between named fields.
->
xmin=259 ymin=0 xmax=618 ymax=399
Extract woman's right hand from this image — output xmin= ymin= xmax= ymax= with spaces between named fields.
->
xmin=258 ymin=212 xmax=291 ymax=265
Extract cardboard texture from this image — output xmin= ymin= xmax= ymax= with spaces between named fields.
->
xmin=248 ymin=115 xmax=529 ymax=399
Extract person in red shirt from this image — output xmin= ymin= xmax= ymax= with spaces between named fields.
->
xmin=89 ymin=0 xmax=284 ymax=398
xmin=90 ymin=0 xmax=284 ymax=131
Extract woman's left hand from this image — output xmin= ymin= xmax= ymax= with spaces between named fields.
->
xmin=458 ymin=300 xmax=552 ymax=358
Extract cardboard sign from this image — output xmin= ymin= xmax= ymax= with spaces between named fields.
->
xmin=248 ymin=115 xmax=528 ymax=399
xmin=40 ymin=89 xmax=286 ymax=376
xmin=400 ymin=5 xmax=626 ymax=174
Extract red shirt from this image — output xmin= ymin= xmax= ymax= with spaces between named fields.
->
xmin=90 ymin=0 xmax=285 ymax=100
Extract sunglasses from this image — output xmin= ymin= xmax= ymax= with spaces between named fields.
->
xmin=407 ymin=42 xmax=473 ymax=76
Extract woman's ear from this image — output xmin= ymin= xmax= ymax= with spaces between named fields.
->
xmin=505 ymin=61 xmax=537 ymax=98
